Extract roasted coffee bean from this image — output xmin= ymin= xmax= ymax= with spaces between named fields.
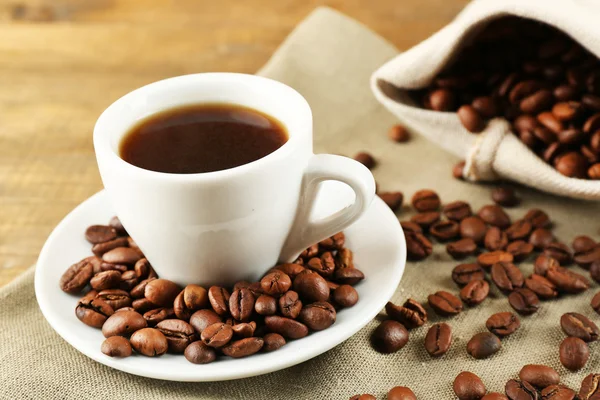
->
xmin=572 ymin=236 xmax=596 ymax=253
xmin=467 ymin=332 xmax=501 ymax=359
xmin=529 ymin=229 xmax=554 ymax=250
xmin=574 ymin=246 xmax=600 ymax=269
xmin=411 ymin=189 xmax=441 ymax=212
xmin=478 ymin=251 xmax=514 ymax=270
xmin=143 ymin=307 xmax=174 ymax=326
xmin=255 ymin=294 xmax=278 ymax=316
xmin=299 ymin=301 xmax=336 ymax=331
xmin=156 ymin=319 xmax=196 ymax=353
xmin=380 ymin=192 xmax=404 ymax=211
xmin=509 ymin=288 xmax=540 ymax=315
xmin=76 ymin=296 xmax=114 ymax=328
xmin=555 ymin=152 xmax=588 ymax=178
xmin=333 ymin=267 xmax=365 ymax=285
xmin=473 ymin=96 xmax=499 ymax=118
xmin=387 ymin=386 xmax=417 ymax=400
xmin=558 ymin=128 xmax=585 ymax=145
xmin=102 ymin=247 xmax=142 ymax=266
xmin=492 ymin=187 xmax=520 ymax=207
xmin=96 ymin=289 xmax=131 ymax=310
xmin=458 ymin=105 xmax=485 ymax=132
xmin=478 ymin=205 xmax=511 ymax=229
xmin=385 ymin=299 xmax=427 ymax=328
xmin=506 ymin=220 xmax=533 ymax=241
xmin=102 ymin=310 xmax=147 ymax=338
xmin=507 ymin=241 xmax=534 ymax=262
xmin=552 ymin=101 xmax=582 ymax=121
xmin=430 ymin=220 xmax=460 ymax=241
xmin=208 ymin=286 xmax=231 ymax=316
xmin=519 ymin=364 xmax=560 ymax=389
xmin=524 ymin=209 xmax=551 ymax=229
xmin=318 ymin=232 xmax=345 ymax=250
xmin=589 ymin=164 xmax=600 ymax=179
xmin=201 ymin=322 xmax=233 ymax=348
xmin=592 ymin=292 xmax=600 ymax=315
xmin=547 ymin=266 xmax=589 ymax=294
xmin=371 ymin=320 xmax=409 ymax=354
xmin=481 ymin=393 xmax=509 ymax=400
xmin=293 ymin=270 xmax=330 ymax=302
xmin=452 ymin=263 xmax=485 ymax=286
xmin=189 ymin=309 xmax=221 ymax=334
xmin=144 ymin=279 xmax=180 ymax=307
xmin=264 ymin=315 xmax=308 ymax=339
xmin=460 ymin=216 xmax=488 ymax=244
xmin=429 ymin=88 xmax=456 ymax=111
xmin=222 ymin=337 xmax=265 ymax=358
xmin=525 ymin=275 xmax=558 ymax=299
xmin=428 ymin=291 xmax=463 ymax=316
xmin=534 ymin=255 xmax=560 ymax=276
xmin=559 ymin=337 xmax=589 ymax=371
xmin=453 ymin=371 xmax=487 ymax=400
xmin=60 ymin=258 xmax=95 ymax=294
xmin=130 ymin=327 xmax=168 ymax=357
xmin=585 ymin=113 xmax=600 ymax=133
xmin=278 ymin=291 xmax=302 ymax=319
xmin=443 ymin=200 xmax=472 ymax=221
xmin=120 ymin=270 xmax=138 ymax=291
xmin=486 ymin=312 xmax=520 ymax=337
xmin=231 ymin=321 xmax=256 ymax=338
xmin=460 ymin=280 xmax=489 ymax=306
xmin=85 ymin=225 xmax=117 ymax=244
xmin=539 ymin=111 xmax=563 ymax=134
xmin=541 ymin=385 xmax=576 ymax=400
xmin=261 ymin=271 xmax=292 ymax=296
xmin=401 ymin=221 xmax=423 ymax=234
xmin=578 ymin=374 xmax=600 ymax=400
xmin=424 ymin=323 xmax=452 ymax=357
xmin=388 ymin=124 xmax=410 ymax=142
xmin=410 ymin=211 xmax=441 ymax=230
xmin=353 ymin=152 xmax=376 ymax=169
xmin=300 ymin=244 xmax=319 ymax=259
xmin=130 ymin=277 xmax=155 ymax=299
xmin=132 ymin=297 xmax=156 ymax=314
xmin=491 ymin=262 xmax=524 ymax=293
xmin=544 ymin=243 xmax=573 ymax=265
xmin=447 ymin=238 xmax=478 ymax=260
xmin=262 ymin=333 xmax=286 ymax=352
xmin=307 ymin=252 xmax=336 ymax=277
xmin=561 ymin=312 xmax=599 ymax=342
xmin=92 ymin=237 xmax=129 ymax=257
xmin=173 ymin=284 xmax=209 ymax=320
xmin=485 ymin=227 xmax=509 ymax=251
xmin=405 ymin=231 xmax=434 ymax=261
xmin=554 ymin=84 xmax=580 ymax=101
xmin=229 ymin=288 xmax=255 ymax=322
xmin=101 ymin=336 xmax=132 ymax=358
xmin=90 ymin=270 xmax=121 ymax=291
xmin=333 ymin=285 xmax=359 ymax=307
xmin=184 ymin=341 xmax=216 ymax=364
xmin=275 ymin=263 xmax=306 ymax=279
xmin=505 ymin=380 xmax=539 ymax=400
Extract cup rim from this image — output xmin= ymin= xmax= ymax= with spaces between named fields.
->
xmin=93 ymin=73 xmax=312 ymax=181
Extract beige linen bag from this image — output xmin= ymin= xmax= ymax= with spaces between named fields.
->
xmin=371 ymin=0 xmax=600 ymax=200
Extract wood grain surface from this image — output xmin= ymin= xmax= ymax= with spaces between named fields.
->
xmin=0 ymin=0 xmax=469 ymax=287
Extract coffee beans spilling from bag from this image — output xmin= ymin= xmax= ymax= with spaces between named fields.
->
xmin=59 ymin=219 xmax=364 ymax=362
xmin=409 ymin=17 xmax=600 ymax=179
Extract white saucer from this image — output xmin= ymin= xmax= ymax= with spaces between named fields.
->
xmin=35 ymin=189 xmax=406 ymax=382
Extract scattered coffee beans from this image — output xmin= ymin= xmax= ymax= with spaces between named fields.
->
xmin=453 ymin=371 xmax=487 ymax=400
xmin=486 ymin=312 xmax=520 ymax=338
xmin=505 ymin=380 xmax=538 ymax=400
xmin=385 ymin=299 xmax=427 ymax=329
xmin=560 ymin=312 xmax=599 ymax=342
xmin=387 ymin=386 xmax=417 ymax=400
xmin=579 ymin=374 xmax=600 ymax=400
xmin=428 ymin=291 xmax=463 ymax=316
xmin=467 ymin=332 xmax=501 ymax=359
xmin=424 ymin=323 xmax=452 ymax=357
xmin=353 ymin=152 xmax=376 ymax=169
xmin=508 ymin=288 xmax=540 ymax=315
xmin=371 ymin=320 xmax=409 ymax=354
xmin=559 ymin=337 xmax=590 ymax=371
xmin=519 ymin=364 xmax=560 ymax=389
xmin=492 ymin=187 xmax=520 ymax=207
xmin=388 ymin=124 xmax=410 ymax=143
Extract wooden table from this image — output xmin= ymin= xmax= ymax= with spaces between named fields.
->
xmin=0 ymin=0 xmax=469 ymax=287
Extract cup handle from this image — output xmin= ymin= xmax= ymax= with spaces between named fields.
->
xmin=279 ymin=154 xmax=376 ymax=262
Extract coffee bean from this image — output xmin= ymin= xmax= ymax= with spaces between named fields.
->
xmin=505 ymin=380 xmax=539 ymax=400
xmin=144 ymin=279 xmax=180 ymax=307
xmin=492 ymin=187 xmax=520 ymax=207
xmin=101 ymin=336 xmax=132 ymax=358
xmin=429 ymin=88 xmax=456 ymax=111
xmin=184 ymin=341 xmax=216 ymax=364
xmin=208 ymin=286 xmax=231 ymax=316
xmin=385 ymin=299 xmax=427 ymax=328
xmin=559 ymin=337 xmax=589 ymax=371
xmin=411 ymin=189 xmax=441 ymax=212
xmin=452 ymin=263 xmax=485 ymax=286
xmin=525 ymin=274 xmax=558 ymax=299
xmin=387 ymin=386 xmax=417 ymax=400
xmin=541 ymin=385 xmax=576 ymax=400
xmin=201 ymin=322 xmax=233 ymax=348
xmin=544 ymin=243 xmax=573 ymax=265
xmin=592 ymin=292 xmax=600 ymax=316
xmin=574 ymin=245 xmax=600 ymax=269
xmin=92 ymin=237 xmax=129 ymax=257
xmin=75 ymin=296 xmax=114 ymax=328
xmin=132 ymin=297 xmax=156 ymax=314
xmin=229 ymin=288 xmax=255 ymax=322
xmin=524 ymin=209 xmax=551 ymax=229
xmin=278 ymin=290 xmax=302 ymax=319
xmin=143 ymin=307 xmax=175 ymax=326
xmin=584 ymin=113 xmax=600 ymax=133
xmin=401 ymin=221 xmax=422 ymax=235
xmin=299 ymin=301 xmax=336 ymax=331
xmin=130 ymin=277 xmax=155 ymax=299
xmin=90 ymin=270 xmax=121 ymax=291
xmin=264 ymin=315 xmax=308 ymax=339
xmin=561 ymin=312 xmax=599 ymax=342
xmin=447 ymin=238 xmax=478 ymax=260
xmin=555 ymin=151 xmax=588 ymax=178
xmin=460 ymin=216 xmax=488 ymax=244
xmin=460 ymin=280 xmax=489 ymax=306
xmin=519 ymin=364 xmax=560 ymax=389
xmin=485 ymin=227 xmax=509 ymax=251
xmin=333 ymin=285 xmax=358 ymax=307
xmin=120 ymin=270 xmax=138 ymax=291
xmin=319 ymin=232 xmax=345 ymax=250
xmin=473 ymin=96 xmax=499 ymax=118
xmin=406 ymin=232 xmax=433 ymax=260
xmin=458 ymin=105 xmax=485 ymax=132
xmin=486 ymin=312 xmax=520 ymax=337
xmin=552 ymin=101 xmax=582 ymax=121
xmin=546 ymin=266 xmax=589 ymax=294
xmin=260 ymin=271 xmax=292 ymax=296
xmin=60 ymin=258 xmax=94 ymax=294
xmin=509 ymin=288 xmax=540 ymax=315
xmin=102 ymin=247 xmax=142 ymax=266
xmin=554 ymin=84 xmax=580 ymax=101
xmin=173 ymin=284 xmax=209 ymax=320
xmin=371 ymin=320 xmax=409 ymax=354
xmin=589 ymin=164 xmax=600 ymax=179
xmin=96 ymin=289 xmax=132 ymax=310
xmin=443 ymin=201 xmax=473 ymax=221
xmin=481 ymin=393 xmax=509 ymax=400
xmin=255 ymin=294 xmax=278 ymax=316
xmin=130 ymin=328 xmax=168 ymax=357
xmin=506 ymin=220 xmax=533 ymax=241
xmin=529 ymin=229 xmax=554 ymax=250
xmin=429 ymin=220 xmax=460 ymax=241
xmin=511 ymin=80 xmax=542 ymax=103
xmin=453 ymin=161 xmax=466 ymax=180
xmin=388 ymin=124 xmax=410 ymax=142
xmin=572 ymin=235 xmax=596 ymax=253
xmin=558 ymin=128 xmax=585 ymax=145
xmin=453 ymin=371 xmax=487 ymax=400
xmin=379 ymin=192 xmax=404 ymax=211
xmin=579 ymin=374 xmax=600 ymax=400
xmin=156 ymin=319 xmax=196 ymax=353
xmin=424 ymin=322 xmax=452 ymax=357
xmin=334 ymin=267 xmax=365 ymax=285
xmin=467 ymin=332 xmax=501 ymax=359
xmin=428 ymin=291 xmax=463 ymax=316
xmin=353 ymin=152 xmax=376 ymax=169
xmin=133 ymin=258 xmax=154 ymax=280
xmin=300 ymin=244 xmax=319 ymax=260
xmin=101 ymin=310 xmax=147 ymax=338
xmin=478 ymin=205 xmax=511 ymax=229
xmin=479 ymin=251 xmax=514 ymax=270
xmin=189 ymin=309 xmax=221 ymax=334
xmin=231 ymin=321 xmax=256 ymax=338
xmin=222 ymin=337 xmax=264 ymax=358
xmin=85 ymin=225 xmax=117 ymax=244
xmin=293 ymin=270 xmax=330 ymax=302
xmin=411 ymin=211 xmax=441 ymax=230
xmin=491 ymin=262 xmax=524 ymax=293
xmin=262 ymin=333 xmax=286 ymax=352
xmin=534 ymin=255 xmax=560 ymax=276
xmin=506 ymin=241 xmax=534 ymax=262
xmin=275 ymin=264 xmax=306 ymax=280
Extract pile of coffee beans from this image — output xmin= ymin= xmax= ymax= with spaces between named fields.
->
xmin=409 ymin=17 xmax=600 ymax=180
xmin=59 ymin=217 xmax=364 ymax=363
xmin=369 ymin=186 xmax=600 ymax=373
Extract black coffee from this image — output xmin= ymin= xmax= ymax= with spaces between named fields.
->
xmin=119 ymin=103 xmax=288 ymax=174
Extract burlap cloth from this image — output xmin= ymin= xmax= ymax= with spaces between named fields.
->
xmin=1 ymin=7 xmax=598 ymax=399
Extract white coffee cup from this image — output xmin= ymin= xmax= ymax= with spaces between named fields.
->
xmin=94 ymin=73 xmax=375 ymax=286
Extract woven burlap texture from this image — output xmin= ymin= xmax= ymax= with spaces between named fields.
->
xmin=371 ymin=0 xmax=600 ymax=200
xmin=1 ymin=7 xmax=599 ymax=400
